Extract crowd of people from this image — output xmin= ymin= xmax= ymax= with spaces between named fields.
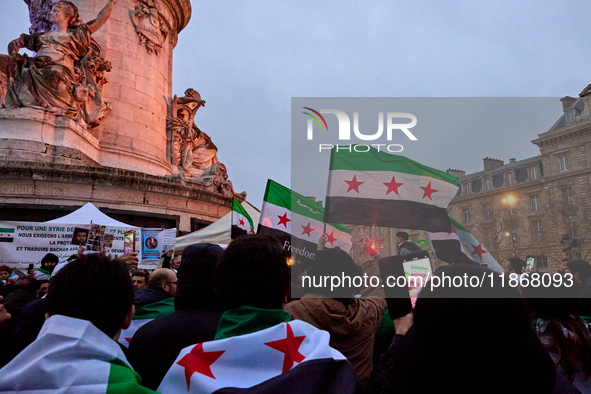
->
xmin=0 ymin=234 xmax=591 ymax=393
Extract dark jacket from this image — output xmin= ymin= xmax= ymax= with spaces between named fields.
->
xmin=396 ymin=241 xmax=421 ymax=255
xmin=133 ymin=287 xmax=171 ymax=309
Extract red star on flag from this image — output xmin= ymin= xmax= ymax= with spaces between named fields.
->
xmin=449 ymin=226 xmax=458 ymax=236
xmin=124 ymin=338 xmax=132 ymax=343
xmin=277 ymin=213 xmax=291 ymax=227
xmin=301 ymin=222 xmax=316 ymax=237
xmin=383 ymin=176 xmax=404 ymax=196
xmin=420 ymin=181 xmax=438 ymax=201
xmin=345 ymin=175 xmax=364 ymax=193
xmin=249 ymin=227 xmax=254 ymax=234
xmin=177 ymin=343 xmax=225 ymax=389
xmin=239 ymin=218 xmax=245 ymax=227
xmin=326 ymin=231 xmax=337 ymax=247
xmin=470 ymin=243 xmax=488 ymax=260
xmin=264 ymin=322 xmax=306 ymax=373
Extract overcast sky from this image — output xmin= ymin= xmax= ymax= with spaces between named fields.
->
xmin=1 ymin=0 xmax=590 ymax=208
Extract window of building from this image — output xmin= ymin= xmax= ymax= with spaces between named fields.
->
xmin=536 ymin=255 xmax=548 ymax=268
xmin=359 ymin=226 xmax=367 ymax=235
xmin=566 ymin=110 xmax=576 ymax=123
xmin=562 ymin=187 xmax=574 ymax=208
xmin=559 ymin=155 xmax=570 ymax=172
xmin=531 ymin=220 xmax=542 ymax=242
xmin=461 ymin=183 xmax=470 ymax=196
xmin=483 ymin=204 xmax=491 ymax=220
xmin=482 ymin=177 xmax=492 ymax=191
xmin=529 ymin=166 xmax=539 ymax=180
xmin=462 ymin=208 xmax=470 ymax=223
xmin=506 ymin=172 xmax=515 ymax=186
xmin=530 ymin=194 xmax=540 ymax=212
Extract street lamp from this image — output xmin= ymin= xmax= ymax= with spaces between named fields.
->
xmin=502 ymin=195 xmax=516 ymax=257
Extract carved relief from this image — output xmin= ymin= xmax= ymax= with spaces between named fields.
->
xmin=191 ymin=163 xmax=247 ymax=200
xmin=165 ymin=89 xmax=219 ymax=178
xmin=129 ymin=0 xmax=169 ymax=55
xmin=1 ymin=1 xmax=113 ymax=128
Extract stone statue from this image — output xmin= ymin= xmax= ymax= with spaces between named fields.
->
xmin=0 ymin=0 xmax=115 ymax=127
xmin=166 ymin=89 xmax=220 ymax=178
xmin=129 ymin=0 xmax=169 ymax=55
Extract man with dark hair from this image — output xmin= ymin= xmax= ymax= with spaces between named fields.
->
xmin=158 ymin=235 xmax=363 ymax=393
xmin=566 ymin=260 xmax=591 ymax=285
xmin=505 ymin=257 xmax=526 ymax=277
xmin=31 ymin=253 xmax=58 ymax=280
xmin=128 ymin=243 xmax=224 ymax=390
xmin=396 ymin=231 xmax=421 ymax=255
xmin=0 ymin=253 xmax=155 ymax=392
xmin=134 ymin=268 xmax=177 ymax=308
xmin=131 ymin=269 xmax=149 ymax=292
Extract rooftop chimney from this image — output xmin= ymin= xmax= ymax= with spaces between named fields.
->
xmin=483 ymin=157 xmax=504 ymax=172
xmin=561 ymin=96 xmax=577 ymax=112
xmin=446 ymin=169 xmax=465 ymax=178
xmin=509 ymin=158 xmax=516 ymax=164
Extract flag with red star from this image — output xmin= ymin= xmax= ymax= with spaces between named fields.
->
xmin=231 ymin=198 xmax=255 ymax=240
xmin=257 ymin=180 xmax=352 ymax=264
xmin=118 ymin=297 xmax=175 ymax=348
xmin=324 ymin=146 xmax=459 ymax=232
xmin=158 ymin=319 xmax=362 ymax=393
xmin=427 ymin=216 xmax=503 ymax=273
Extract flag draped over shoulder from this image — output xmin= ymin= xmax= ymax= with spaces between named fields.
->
xmin=257 ymin=180 xmax=352 ymax=263
xmin=231 ymin=198 xmax=254 ymax=239
xmin=118 ymin=298 xmax=175 ymax=348
xmin=324 ymin=146 xmax=459 ymax=232
xmin=427 ymin=216 xmax=503 ymax=273
xmin=158 ymin=319 xmax=361 ymax=394
xmin=0 ymin=315 xmax=154 ymax=393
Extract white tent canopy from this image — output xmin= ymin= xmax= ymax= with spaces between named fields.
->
xmin=45 ymin=202 xmax=135 ymax=227
xmin=175 ymin=201 xmax=260 ymax=252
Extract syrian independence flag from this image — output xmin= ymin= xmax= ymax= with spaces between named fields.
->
xmin=3 ymin=269 xmax=19 ymax=285
xmin=158 ymin=319 xmax=361 ymax=394
xmin=0 ymin=227 xmax=15 ymax=243
xmin=118 ymin=297 xmax=175 ymax=348
xmin=324 ymin=146 xmax=459 ymax=232
xmin=0 ymin=315 xmax=153 ymax=393
xmin=32 ymin=268 xmax=51 ymax=281
xmin=427 ymin=216 xmax=503 ymax=273
xmin=257 ymin=180 xmax=352 ymax=263
xmin=231 ymin=198 xmax=254 ymax=239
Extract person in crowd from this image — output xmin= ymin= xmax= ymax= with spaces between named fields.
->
xmin=566 ymin=259 xmax=591 ymax=317
xmin=522 ymin=279 xmax=591 ymax=392
xmin=1 ymin=278 xmax=39 ymax=324
xmin=35 ymin=280 xmax=49 ymax=299
xmin=31 ymin=253 xmax=58 ymax=280
xmin=170 ymin=256 xmax=181 ymax=274
xmin=285 ymin=234 xmax=387 ymax=385
xmin=134 ymin=268 xmax=177 ymax=308
xmin=131 ymin=269 xmax=149 ymax=292
xmin=128 ymin=243 xmax=225 ymax=390
xmin=504 ymin=256 xmax=526 ymax=277
xmin=157 ymin=235 xmax=363 ymax=393
xmin=0 ymin=266 xmax=11 ymax=285
xmin=370 ymin=264 xmax=558 ymax=393
xmin=0 ymin=296 xmax=11 ymax=368
xmin=0 ymin=253 xmax=155 ymax=392
xmin=395 ymin=232 xmax=421 ymax=255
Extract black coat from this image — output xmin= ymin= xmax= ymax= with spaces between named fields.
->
xmin=133 ymin=287 xmax=171 ymax=309
xmin=127 ymin=309 xmax=222 ymax=390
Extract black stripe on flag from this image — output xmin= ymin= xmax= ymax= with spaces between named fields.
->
xmin=0 ymin=238 xmax=14 ymax=243
xmin=324 ymin=196 xmax=452 ymax=233
xmin=257 ymin=226 xmax=320 ymax=264
xmin=231 ymin=225 xmax=249 ymax=240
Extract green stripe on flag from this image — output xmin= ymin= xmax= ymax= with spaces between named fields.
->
xmin=107 ymin=358 xmax=154 ymax=394
xmin=449 ymin=215 xmax=468 ymax=232
xmin=232 ymin=198 xmax=254 ymax=229
xmin=263 ymin=180 xmax=350 ymax=234
xmin=329 ymin=145 xmax=458 ymax=185
xmin=0 ymin=228 xmax=15 ymax=233
xmin=133 ymin=297 xmax=175 ymax=320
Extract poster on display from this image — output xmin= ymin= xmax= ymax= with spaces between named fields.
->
xmin=0 ymin=222 xmax=140 ymax=269
xmin=139 ymin=228 xmax=177 ymax=269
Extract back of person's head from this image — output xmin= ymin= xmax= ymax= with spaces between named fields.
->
xmin=13 ymin=277 xmax=40 ymax=295
xmin=507 ymin=257 xmax=526 ymax=274
xmin=147 ymin=268 xmax=173 ymax=289
xmin=215 ymin=235 xmax=289 ymax=310
xmin=566 ymin=259 xmax=591 ymax=283
xmin=40 ymin=253 xmax=59 ymax=268
xmin=382 ymin=265 xmax=555 ymax=393
xmin=175 ymin=243 xmax=224 ymax=311
xmin=308 ymin=246 xmax=359 ymax=298
xmin=396 ymin=231 xmax=409 ymax=241
xmin=46 ymin=254 xmax=133 ymax=338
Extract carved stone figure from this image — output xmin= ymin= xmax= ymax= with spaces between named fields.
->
xmin=129 ymin=0 xmax=169 ymax=55
xmin=193 ymin=162 xmax=246 ymax=199
xmin=1 ymin=1 xmax=114 ymax=127
xmin=166 ymin=89 xmax=219 ymax=178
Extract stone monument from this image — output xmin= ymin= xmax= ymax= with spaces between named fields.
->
xmin=0 ymin=0 xmax=246 ymax=232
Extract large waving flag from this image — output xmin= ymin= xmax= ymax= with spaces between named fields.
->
xmin=231 ymin=198 xmax=254 ymax=239
xmin=158 ymin=319 xmax=361 ymax=393
xmin=427 ymin=216 xmax=503 ymax=273
xmin=0 ymin=315 xmax=154 ymax=393
xmin=118 ymin=298 xmax=175 ymax=348
xmin=324 ymin=146 xmax=458 ymax=232
xmin=257 ymin=180 xmax=352 ymax=263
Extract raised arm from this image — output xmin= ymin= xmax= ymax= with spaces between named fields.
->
xmin=87 ymin=0 xmax=116 ymax=34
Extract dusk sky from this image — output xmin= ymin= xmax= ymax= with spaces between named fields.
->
xmin=1 ymin=0 xmax=590 ymax=208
